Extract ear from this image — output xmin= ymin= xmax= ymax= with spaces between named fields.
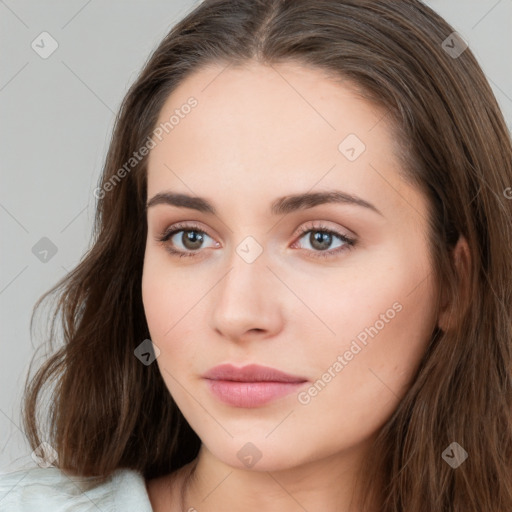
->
xmin=437 ymin=234 xmax=471 ymax=332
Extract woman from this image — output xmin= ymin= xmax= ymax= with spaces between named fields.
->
xmin=1 ymin=0 xmax=511 ymax=510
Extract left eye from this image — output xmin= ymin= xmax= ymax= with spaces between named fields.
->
xmin=296 ymin=229 xmax=348 ymax=251
xmin=292 ymin=227 xmax=356 ymax=258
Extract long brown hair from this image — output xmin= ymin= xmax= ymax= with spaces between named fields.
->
xmin=22 ymin=0 xmax=512 ymax=509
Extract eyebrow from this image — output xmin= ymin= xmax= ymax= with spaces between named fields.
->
xmin=146 ymin=190 xmax=383 ymax=217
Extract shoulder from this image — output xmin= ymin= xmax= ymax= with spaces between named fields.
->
xmin=0 ymin=465 xmax=153 ymax=512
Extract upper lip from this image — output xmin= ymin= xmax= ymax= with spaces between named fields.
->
xmin=203 ymin=364 xmax=308 ymax=383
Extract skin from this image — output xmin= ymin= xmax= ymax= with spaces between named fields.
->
xmin=141 ymin=60 xmax=454 ymax=512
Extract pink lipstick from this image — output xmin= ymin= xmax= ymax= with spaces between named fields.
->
xmin=202 ymin=364 xmax=308 ymax=408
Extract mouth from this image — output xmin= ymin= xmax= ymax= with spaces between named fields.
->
xmin=202 ymin=363 xmax=308 ymax=408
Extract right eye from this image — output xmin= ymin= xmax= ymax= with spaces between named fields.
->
xmin=156 ymin=222 xmax=220 ymax=258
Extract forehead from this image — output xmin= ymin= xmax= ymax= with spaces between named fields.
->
xmin=145 ymin=60 xmax=414 ymax=220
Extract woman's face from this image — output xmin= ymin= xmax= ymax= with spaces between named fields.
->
xmin=142 ymin=60 xmax=439 ymax=472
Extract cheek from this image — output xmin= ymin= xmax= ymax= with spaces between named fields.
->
xmin=292 ymin=301 xmax=436 ymax=456
xmin=302 ymin=234 xmax=436 ymax=357
xmin=141 ymin=248 xmax=206 ymax=388
xmin=141 ymin=246 xmax=197 ymax=339
xmin=295 ymin=245 xmax=436 ymax=428
xmin=141 ymin=251 xmax=170 ymax=339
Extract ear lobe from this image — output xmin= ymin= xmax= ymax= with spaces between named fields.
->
xmin=437 ymin=235 xmax=471 ymax=333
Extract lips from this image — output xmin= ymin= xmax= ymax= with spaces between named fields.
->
xmin=202 ymin=363 xmax=307 ymax=383
xmin=202 ymin=364 xmax=308 ymax=408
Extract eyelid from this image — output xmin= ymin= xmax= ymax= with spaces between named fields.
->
xmin=291 ymin=220 xmax=355 ymax=241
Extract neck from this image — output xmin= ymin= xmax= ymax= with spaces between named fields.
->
xmin=177 ymin=443 xmax=381 ymax=512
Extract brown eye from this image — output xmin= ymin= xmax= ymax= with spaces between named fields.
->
xmin=308 ymin=231 xmax=334 ymax=251
xmin=177 ymin=230 xmax=205 ymax=251
xmin=156 ymin=222 xmax=218 ymax=258
xmin=292 ymin=223 xmax=356 ymax=260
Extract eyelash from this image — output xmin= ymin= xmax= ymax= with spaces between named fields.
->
xmin=156 ymin=221 xmax=356 ymax=260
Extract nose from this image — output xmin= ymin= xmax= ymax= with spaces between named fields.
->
xmin=209 ymin=245 xmax=284 ymax=343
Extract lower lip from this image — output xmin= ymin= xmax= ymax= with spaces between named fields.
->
xmin=205 ymin=379 xmax=307 ymax=408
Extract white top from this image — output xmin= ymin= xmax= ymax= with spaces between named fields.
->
xmin=0 ymin=465 xmax=154 ymax=511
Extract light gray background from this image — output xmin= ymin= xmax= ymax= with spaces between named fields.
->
xmin=1 ymin=0 xmax=511 ymax=472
